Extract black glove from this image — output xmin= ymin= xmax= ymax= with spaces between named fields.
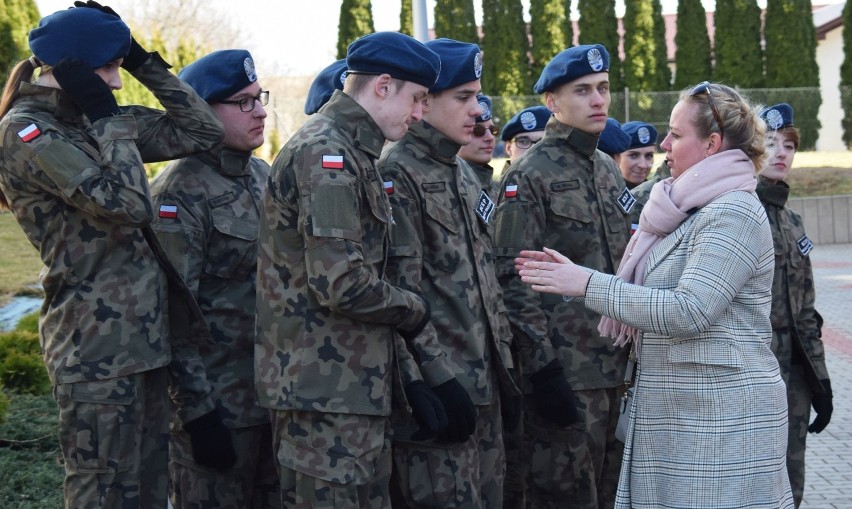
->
xmin=808 ymin=379 xmax=833 ymax=433
xmin=432 ymin=378 xmax=476 ymax=443
xmin=183 ymin=409 xmax=237 ymax=470
xmin=529 ymin=359 xmax=582 ymax=427
xmin=73 ymin=0 xmax=150 ymax=71
xmin=501 ymin=369 xmax=522 ymax=433
xmin=399 ymin=294 xmax=431 ymax=342
xmin=53 ymin=58 xmax=120 ymax=122
xmin=405 ymin=381 xmax=448 ymax=441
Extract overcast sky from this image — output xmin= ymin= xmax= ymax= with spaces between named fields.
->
xmin=32 ymin=0 xmax=844 ymax=77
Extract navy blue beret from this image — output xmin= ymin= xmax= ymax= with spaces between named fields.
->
xmin=501 ymin=106 xmax=551 ymax=141
xmin=534 ymin=44 xmax=610 ymax=94
xmin=598 ymin=118 xmax=631 ymax=155
xmin=621 ymin=121 xmax=658 ymax=149
xmin=425 ymin=38 xmax=482 ymax=93
xmin=476 ymin=95 xmax=492 ymax=122
xmin=346 ymin=32 xmax=440 ymax=89
xmin=179 ymin=50 xmax=258 ymax=103
xmin=304 ymin=59 xmax=347 ymax=115
xmin=760 ymin=103 xmax=795 ymax=130
xmin=29 ymin=8 xmax=130 ymax=68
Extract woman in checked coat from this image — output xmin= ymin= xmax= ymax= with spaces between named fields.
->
xmin=513 ymin=82 xmax=794 ymax=508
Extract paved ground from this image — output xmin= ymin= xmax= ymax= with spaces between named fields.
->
xmin=800 ymin=243 xmax=852 ymax=508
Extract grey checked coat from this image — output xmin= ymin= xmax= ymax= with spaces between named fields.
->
xmin=584 ymin=190 xmax=794 ymax=508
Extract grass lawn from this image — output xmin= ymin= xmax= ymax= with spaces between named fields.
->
xmin=0 ymin=214 xmax=42 ymax=307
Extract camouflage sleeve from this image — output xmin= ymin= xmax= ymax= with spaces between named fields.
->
xmin=492 ymin=169 xmax=557 ymax=373
xmin=798 ymin=255 xmax=830 ymax=381
xmin=394 ymin=331 xmax=424 ymax=386
xmin=298 ymin=153 xmax=428 ymax=332
xmin=123 ymin=53 xmax=224 ymax=163
xmin=3 ymin=117 xmax=153 ymax=225
xmin=384 ymin=163 xmax=455 ymax=387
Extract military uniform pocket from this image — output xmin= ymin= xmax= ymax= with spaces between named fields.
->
xmin=205 ymin=209 xmax=257 ymax=280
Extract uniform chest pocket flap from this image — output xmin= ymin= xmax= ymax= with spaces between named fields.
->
xmin=424 ymin=195 xmax=459 ymax=234
xmin=205 ymin=209 xmax=258 ymax=280
xmin=549 ymin=182 xmax=592 ymax=223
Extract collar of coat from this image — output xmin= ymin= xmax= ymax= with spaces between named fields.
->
xmin=545 ymin=116 xmax=600 ymax=159
xmin=756 ymin=175 xmax=790 ymax=207
xmin=194 ymin=144 xmax=252 ymax=177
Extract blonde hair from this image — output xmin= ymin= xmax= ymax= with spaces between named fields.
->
xmin=681 ymin=83 xmax=766 ymax=170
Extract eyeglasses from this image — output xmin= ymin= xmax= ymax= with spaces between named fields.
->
xmin=690 ymin=81 xmax=724 ymax=137
xmin=473 ymin=124 xmax=500 ymax=137
xmin=512 ymin=136 xmax=540 ymax=149
xmin=220 ymin=90 xmax=270 ymax=112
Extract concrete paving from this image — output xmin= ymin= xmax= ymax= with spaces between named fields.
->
xmin=800 ymin=242 xmax=852 ymax=508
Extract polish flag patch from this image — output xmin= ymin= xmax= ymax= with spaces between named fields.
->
xmin=504 ymin=184 xmax=518 ymax=198
xmin=383 ymin=180 xmax=394 ymax=194
xmin=158 ymin=205 xmax=178 ymax=219
xmin=17 ymin=123 xmax=41 ymax=142
xmin=322 ymin=155 xmax=344 ymax=169
xmin=630 ymin=223 xmax=639 ymax=235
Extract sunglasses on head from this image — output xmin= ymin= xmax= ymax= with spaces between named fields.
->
xmin=689 ymin=81 xmax=724 ymax=137
xmin=473 ymin=124 xmax=499 ymax=137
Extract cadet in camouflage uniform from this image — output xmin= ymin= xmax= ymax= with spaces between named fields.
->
xmin=378 ymin=38 xmax=519 ymax=509
xmin=255 ymin=32 xmax=447 ymax=508
xmin=0 ymin=5 xmax=224 ymax=507
xmin=492 ymin=44 xmax=631 ymax=509
xmin=459 ymin=94 xmax=500 ymax=198
xmin=304 ymin=59 xmax=347 ymax=115
xmin=150 ymin=50 xmax=280 ymax=508
xmin=758 ymin=103 xmax=832 ymax=507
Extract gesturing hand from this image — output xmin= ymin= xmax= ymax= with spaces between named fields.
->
xmin=516 ymin=247 xmax=591 ymax=298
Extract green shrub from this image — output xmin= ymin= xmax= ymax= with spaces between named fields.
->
xmin=0 ymin=330 xmax=49 ymax=396
xmin=14 ymin=312 xmax=39 ymax=334
xmin=0 ymin=385 xmax=8 ymax=423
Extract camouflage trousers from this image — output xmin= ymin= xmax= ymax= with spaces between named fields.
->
xmin=523 ymin=386 xmax=623 ymax=509
xmin=169 ymin=421 xmax=280 ymax=508
xmin=54 ymin=368 xmax=170 ymax=509
xmin=272 ymin=410 xmax=393 ymax=509
xmin=784 ymin=362 xmax=812 ymax=508
xmin=502 ymin=399 xmax=526 ymax=509
xmin=390 ymin=388 xmax=505 ymax=508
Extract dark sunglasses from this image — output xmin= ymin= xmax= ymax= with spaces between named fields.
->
xmin=689 ymin=81 xmax=724 ymax=137
xmin=473 ymin=124 xmax=500 ymax=137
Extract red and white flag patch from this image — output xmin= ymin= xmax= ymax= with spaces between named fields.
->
xmin=504 ymin=184 xmax=518 ymax=198
xmin=17 ymin=123 xmax=41 ymax=142
xmin=158 ymin=205 xmax=178 ymax=219
xmin=383 ymin=180 xmax=394 ymax=194
xmin=322 ymin=155 xmax=344 ymax=169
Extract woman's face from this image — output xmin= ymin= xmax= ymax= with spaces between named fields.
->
xmin=618 ymin=146 xmax=656 ymax=185
xmin=762 ymin=131 xmax=796 ymax=182
xmin=659 ymin=100 xmax=711 ymax=179
xmin=93 ymin=59 xmax=124 ymax=91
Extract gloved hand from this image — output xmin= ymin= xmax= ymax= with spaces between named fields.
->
xmin=52 ymin=58 xmax=120 ymax=122
xmin=73 ymin=0 xmax=150 ymax=71
xmin=808 ymin=379 xmax=833 ymax=433
xmin=183 ymin=409 xmax=237 ymax=470
xmin=405 ymin=381 xmax=448 ymax=441
xmin=398 ymin=294 xmax=430 ymax=342
xmin=529 ymin=359 xmax=581 ymax=427
xmin=501 ymin=369 xmax=522 ymax=433
xmin=432 ymin=378 xmax=476 ymax=443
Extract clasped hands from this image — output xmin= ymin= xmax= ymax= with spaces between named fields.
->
xmin=515 ymin=247 xmax=591 ymax=298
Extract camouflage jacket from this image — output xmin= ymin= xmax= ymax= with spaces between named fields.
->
xmin=468 ymin=161 xmax=499 ymax=200
xmin=0 ymin=54 xmax=224 ymax=402
xmin=492 ymin=118 xmax=631 ymax=390
xmin=255 ymin=91 xmax=429 ymax=416
xmin=377 ymin=121 xmax=517 ymax=406
xmin=629 ymin=160 xmax=671 ymax=227
xmin=150 ymin=147 xmax=270 ymax=428
xmin=756 ymin=177 xmax=830 ymax=389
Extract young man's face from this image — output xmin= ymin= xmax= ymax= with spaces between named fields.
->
xmin=546 ymin=72 xmax=610 ymax=134
xmin=458 ymin=119 xmax=496 ymax=165
xmin=423 ymin=80 xmax=482 ymax=146
xmin=375 ymin=79 xmax=429 ymax=142
xmin=211 ymin=82 xmax=267 ymax=152
xmin=505 ymin=131 xmax=545 ymax=159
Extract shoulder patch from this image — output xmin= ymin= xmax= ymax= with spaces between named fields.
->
xmin=504 ymin=184 xmax=518 ymax=198
xmin=159 ymin=205 xmax=178 ymax=219
xmin=617 ymin=187 xmax=636 ymax=213
xmin=17 ymin=123 xmax=41 ymax=142
xmin=797 ymin=235 xmax=813 ymax=256
xmin=322 ymin=154 xmax=344 ymax=169
xmin=383 ymin=180 xmax=394 ymax=194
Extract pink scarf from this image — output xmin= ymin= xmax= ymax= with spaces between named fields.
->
xmin=600 ymin=149 xmax=758 ymax=347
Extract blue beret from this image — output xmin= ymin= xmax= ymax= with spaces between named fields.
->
xmin=500 ymin=106 xmax=551 ymax=141
xmin=425 ymin=38 xmax=482 ymax=93
xmin=761 ymin=103 xmax=795 ymax=130
xmin=304 ymin=59 xmax=347 ymax=115
xmin=534 ymin=44 xmax=610 ymax=94
xmin=29 ymin=8 xmax=130 ymax=68
xmin=598 ymin=118 xmax=631 ymax=155
xmin=179 ymin=50 xmax=258 ymax=103
xmin=476 ymin=95 xmax=492 ymax=122
xmin=346 ymin=32 xmax=440 ymax=89
xmin=621 ymin=121 xmax=658 ymax=149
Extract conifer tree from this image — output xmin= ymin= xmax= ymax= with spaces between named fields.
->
xmin=673 ymin=0 xmax=712 ymax=89
xmin=651 ymin=0 xmax=670 ymax=90
xmin=435 ymin=0 xmax=478 ymax=43
xmin=481 ymin=0 xmax=530 ymax=121
xmin=623 ymin=0 xmax=667 ymax=92
xmin=336 ymin=0 xmax=375 ymax=59
xmin=400 ymin=0 xmax=413 ymax=36
xmin=714 ymin=0 xmax=763 ymax=87
xmin=529 ymin=0 xmax=571 ymax=90
xmin=1 ymin=0 xmax=40 ymax=83
xmin=840 ymin=0 xmax=852 ymax=147
xmin=577 ymin=0 xmax=623 ymax=91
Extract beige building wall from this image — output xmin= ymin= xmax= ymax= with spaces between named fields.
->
xmin=816 ymin=22 xmax=845 ymax=151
